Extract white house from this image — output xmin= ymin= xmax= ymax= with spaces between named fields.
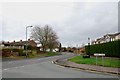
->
xmin=91 ymin=32 xmax=120 ymax=45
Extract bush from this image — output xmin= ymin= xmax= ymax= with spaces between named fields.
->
xmin=2 ymin=48 xmax=24 ymax=57
xmin=2 ymin=48 xmax=12 ymax=57
xmin=1 ymin=47 xmax=39 ymax=57
xmin=85 ymin=40 xmax=120 ymax=57
xmin=18 ymin=49 xmax=25 ymax=56
xmin=27 ymin=45 xmax=37 ymax=50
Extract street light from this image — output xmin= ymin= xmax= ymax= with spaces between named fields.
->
xmin=76 ymin=44 xmax=79 ymax=54
xmin=88 ymin=37 xmax=90 ymax=58
xmin=26 ymin=26 xmax=32 ymax=58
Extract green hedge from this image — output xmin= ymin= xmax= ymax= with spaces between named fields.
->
xmin=85 ymin=40 xmax=120 ymax=57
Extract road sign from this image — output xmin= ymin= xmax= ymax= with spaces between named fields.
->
xmin=94 ymin=53 xmax=105 ymax=66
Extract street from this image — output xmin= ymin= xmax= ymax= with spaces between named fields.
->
xmin=2 ymin=53 xmax=118 ymax=78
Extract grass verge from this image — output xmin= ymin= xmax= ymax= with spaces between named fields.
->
xmin=69 ymin=56 xmax=120 ymax=68
xmin=2 ymin=52 xmax=61 ymax=60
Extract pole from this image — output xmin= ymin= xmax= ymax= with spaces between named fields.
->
xmin=77 ymin=44 xmax=79 ymax=54
xmin=88 ymin=37 xmax=90 ymax=58
xmin=102 ymin=56 xmax=104 ymax=66
xmin=25 ymin=26 xmax=32 ymax=58
xmin=26 ymin=27 xmax=28 ymax=58
xmin=96 ymin=56 xmax=98 ymax=65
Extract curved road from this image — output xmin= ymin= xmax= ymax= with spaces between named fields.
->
xmin=2 ymin=53 xmax=118 ymax=78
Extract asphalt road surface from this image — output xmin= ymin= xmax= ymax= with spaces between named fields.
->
xmin=2 ymin=53 xmax=118 ymax=78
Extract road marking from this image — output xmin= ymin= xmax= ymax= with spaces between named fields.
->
xmin=20 ymin=66 xmax=24 ymax=67
xmin=8 ymin=62 xmax=13 ymax=64
xmin=15 ymin=67 xmax=18 ymax=68
xmin=51 ymin=61 xmax=54 ymax=64
xmin=3 ymin=69 xmax=8 ymax=71
xmin=55 ymin=65 xmax=66 ymax=68
xmin=3 ymin=66 xmax=24 ymax=71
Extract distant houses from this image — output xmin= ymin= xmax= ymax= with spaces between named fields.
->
xmin=1 ymin=39 xmax=37 ymax=49
xmin=61 ymin=47 xmax=85 ymax=54
xmin=91 ymin=32 xmax=120 ymax=45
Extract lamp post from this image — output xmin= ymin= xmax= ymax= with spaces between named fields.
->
xmin=26 ymin=26 xmax=32 ymax=58
xmin=88 ymin=37 xmax=90 ymax=58
xmin=76 ymin=44 xmax=79 ymax=54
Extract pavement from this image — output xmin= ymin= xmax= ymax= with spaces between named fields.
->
xmin=53 ymin=55 xmax=120 ymax=75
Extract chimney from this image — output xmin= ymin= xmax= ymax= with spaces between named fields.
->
xmin=20 ymin=40 xmax=22 ymax=42
xmin=13 ymin=40 xmax=15 ymax=42
xmin=28 ymin=39 xmax=30 ymax=41
xmin=7 ymin=41 xmax=9 ymax=43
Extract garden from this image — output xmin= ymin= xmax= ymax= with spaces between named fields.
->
xmin=69 ymin=40 xmax=120 ymax=68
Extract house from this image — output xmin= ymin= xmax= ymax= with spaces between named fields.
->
xmin=91 ymin=32 xmax=120 ymax=45
xmin=104 ymin=32 xmax=120 ymax=42
xmin=66 ymin=47 xmax=73 ymax=52
xmin=1 ymin=39 xmax=37 ymax=49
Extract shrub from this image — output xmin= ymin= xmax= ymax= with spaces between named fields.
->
xmin=18 ymin=49 xmax=25 ymax=56
xmin=2 ymin=48 xmax=24 ymax=57
xmin=27 ymin=45 xmax=37 ymax=50
xmin=2 ymin=48 xmax=12 ymax=57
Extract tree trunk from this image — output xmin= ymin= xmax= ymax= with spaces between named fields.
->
xmin=42 ymin=45 xmax=46 ymax=53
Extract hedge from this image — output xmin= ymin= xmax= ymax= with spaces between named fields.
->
xmin=1 ymin=48 xmax=24 ymax=57
xmin=85 ymin=40 xmax=120 ymax=57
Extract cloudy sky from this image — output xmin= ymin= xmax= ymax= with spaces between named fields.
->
xmin=1 ymin=0 xmax=118 ymax=47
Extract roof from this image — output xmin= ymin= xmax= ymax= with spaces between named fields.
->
xmin=2 ymin=40 xmax=37 ymax=46
xmin=96 ymin=37 xmax=105 ymax=42
xmin=105 ymin=32 xmax=120 ymax=38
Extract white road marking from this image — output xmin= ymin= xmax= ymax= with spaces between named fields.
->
xmin=3 ymin=69 xmax=8 ymax=71
xmin=20 ymin=66 xmax=24 ymax=67
xmin=55 ymin=65 xmax=66 ymax=68
xmin=3 ymin=66 xmax=24 ymax=71
xmin=8 ymin=62 xmax=13 ymax=64
xmin=15 ymin=67 xmax=19 ymax=69
xmin=51 ymin=61 xmax=54 ymax=64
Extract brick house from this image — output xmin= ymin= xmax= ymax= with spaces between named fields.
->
xmin=1 ymin=39 xmax=37 ymax=49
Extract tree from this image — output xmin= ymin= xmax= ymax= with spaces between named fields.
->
xmin=47 ymin=32 xmax=59 ymax=52
xmin=31 ymin=25 xmax=59 ymax=52
xmin=58 ymin=43 xmax=62 ymax=52
xmin=62 ymin=47 xmax=67 ymax=52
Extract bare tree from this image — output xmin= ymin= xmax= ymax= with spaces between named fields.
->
xmin=47 ymin=32 xmax=59 ymax=52
xmin=31 ymin=25 xmax=59 ymax=52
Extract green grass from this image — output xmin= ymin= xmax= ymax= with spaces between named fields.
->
xmin=69 ymin=56 xmax=120 ymax=68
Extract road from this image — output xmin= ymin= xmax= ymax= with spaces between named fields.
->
xmin=2 ymin=53 xmax=118 ymax=78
